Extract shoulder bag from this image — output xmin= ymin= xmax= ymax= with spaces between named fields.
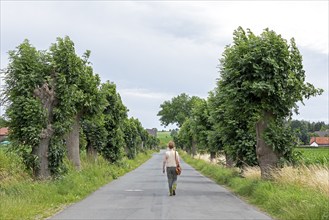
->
xmin=175 ymin=150 xmax=182 ymax=175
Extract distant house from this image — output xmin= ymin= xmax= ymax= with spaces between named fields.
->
xmin=146 ymin=128 xmax=157 ymax=137
xmin=309 ymin=137 xmax=329 ymax=147
xmin=0 ymin=127 xmax=9 ymax=142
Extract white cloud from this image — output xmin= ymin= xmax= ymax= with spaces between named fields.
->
xmin=1 ymin=1 xmax=328 ymax=129
xmin=119 ymin=88 xmax=173 ymax=100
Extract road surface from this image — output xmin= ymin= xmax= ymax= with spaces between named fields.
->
xmin=50 ymin=150 xmax=272 ymax=219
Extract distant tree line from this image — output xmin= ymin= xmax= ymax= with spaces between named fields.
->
xmin=158 ymin=27 xmax=323 ymax=179
xmin=290 ymin=120 xmax=329 ymax=145
xmin=0 ymin=37 xmax=159 ymax=179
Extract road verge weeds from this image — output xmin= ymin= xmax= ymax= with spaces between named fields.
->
xmin=0 ymin=149 xmax=154 ymax=220
xmin=181 ymin=152 xmax=329 ymax=220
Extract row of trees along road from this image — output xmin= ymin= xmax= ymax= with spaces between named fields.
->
xmin=1 ymin=37 xmax=159 ymax=179
xmin=158 ymin=27 xmax=323 ymax=179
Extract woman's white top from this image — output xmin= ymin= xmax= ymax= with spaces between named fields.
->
xmin=164 ymin=149 xmax=179 ymax=167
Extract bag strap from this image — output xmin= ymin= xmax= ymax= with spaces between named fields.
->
xmin=175 ymin=150 xmax=179 ymax=166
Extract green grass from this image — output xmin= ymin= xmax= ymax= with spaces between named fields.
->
xmin=157 ymin=131 xmax=172 ymax=148
xmin=181 ymin=151 xmax=329 ymax=220
xmin=0 ymin=149 xmax=154 ymax=220
xmin=296 ymin=147 xmax=329 ymax=166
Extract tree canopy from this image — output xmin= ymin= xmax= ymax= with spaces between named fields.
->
xmin=158 ymin=93 xmax=202 ymax=127
xmin=1 ymin=37 xmax=159 ymax=179
xmin=161 ymin=27 xmax=323 ymax=179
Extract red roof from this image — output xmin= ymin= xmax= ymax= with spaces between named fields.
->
xmin=0 ymin=127 xmax=9 ymax=136
xmin=310 ymin=137 xmax=329 ymax=145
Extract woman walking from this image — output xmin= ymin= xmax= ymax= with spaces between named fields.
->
xmin=163 ymin=141 xmax=180 ymax=196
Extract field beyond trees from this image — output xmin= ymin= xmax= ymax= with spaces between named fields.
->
xmin=157 ymin=131 xmax=172 ymax=148
xmin=296 ymin=147 xmax=329 ymax=166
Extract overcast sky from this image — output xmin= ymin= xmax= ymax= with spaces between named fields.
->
xmin=1 ymin=1 xmax=328 ymax=130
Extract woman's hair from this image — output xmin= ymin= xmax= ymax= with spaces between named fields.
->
xmin=168 ymin=141 xmax=175 ymax=149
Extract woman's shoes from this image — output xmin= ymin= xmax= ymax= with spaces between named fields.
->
xmin=172 ymin=183 xmax=177 ymax=196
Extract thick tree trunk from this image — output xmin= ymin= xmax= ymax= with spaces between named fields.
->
xmin=66 ymin=114 xmax=81 ymax=170
xmin=256 ymin=111 xmax=279 ymax=179
xmin=36 ymin=128 xmax=52 ymax=178
xmin=33 ymin=82 xmax=56 ymax=179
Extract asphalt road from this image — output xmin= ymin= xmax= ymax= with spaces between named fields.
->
xmin=50 ymin=150 xmax=272 ymax=220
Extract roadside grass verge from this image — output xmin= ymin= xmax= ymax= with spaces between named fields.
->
xmin=181 ymin=152 xmax=329 ymax=220
xmin=0 ymin=149 xmax=154 ymax=220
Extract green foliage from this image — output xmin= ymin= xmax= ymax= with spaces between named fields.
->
xmin=211 ymin=27 xmax=323 ymax=169
xmin=158 ymin=93 xmax=202 ymax=127
xmin=0 ymin=116 xmax=8 ymax=127
xmin=82 ymin=116 xmax=107 ymax=152
xmin=2 ymin=37 xmax=109 ymax=177
xmin=48 ymin=137 xmax=67 ymax=176
xmin=122 ymin=118 xmax=144 ymax=159
xmin=99 ymin=81 xmax=128 ymax=162
xmin=191 ymin=99 xmax=212 ymax=153
xmin=176 ymin=119 xmax=194 ymax=152
xmin=144 ymin=134 xmax=160 ymax=150
xmin=263 ymin=119 xmax=297 ymax=165
xmin=208 ymin=88 xmax=257 ymax=167
xmin=219 ymin=26 xmax=322 ymax=120
xmin=2 ymin=40 xmax=48 ymax=173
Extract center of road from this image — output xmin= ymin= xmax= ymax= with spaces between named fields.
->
xmin=50 ymin=150 xmax=272 ymax=220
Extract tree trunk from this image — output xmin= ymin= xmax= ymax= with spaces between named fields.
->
xmin=210 ymin=151 xmax=216 ymax=162
xmin=225 ymin=151 xmax=234 ymax=168
xmin=36 ymin=130 xmax=52 ymax=178
xmin=191 ymin=140 xmax=197 ymax=156
xmin=256 ymin=111 xmax=279 ymax=179
xmin=33 ymin=82 xmax=56 ymax=179
xmin=86 ymin=140 xmax=97 ymax=162
xmin=66 ymin=114 xmax=81 ymax=170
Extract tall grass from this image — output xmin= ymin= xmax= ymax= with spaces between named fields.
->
xmin=181 ymin=152 xmax=329 ymax=220
xmin=244 ymin=165 xmax=329 ymax=196
xmin=0 ymin=149 xmax=154 ymax=220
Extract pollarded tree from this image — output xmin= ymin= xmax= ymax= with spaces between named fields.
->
xmin=218 ymin=27 xmax=322 ymax=178
xmin=208 ymin=85 xmax=258 ymax=168
xmin=101 ymin=81 xmax=128 ymax=163
xmin=50 ymin=37 xmax=102 ymax=170
xmin=3 ymin=40 xmax=54 ymax=178
xmin=144 ymin=133 xmax=160 ymax=150
xmin=206 ymin=91 xmax=224 ymax=161
xmin=176 ymin=118 xmax=195 ymax=155
xmin=122 ymin=118 xmax=142 ymax=159
xmin=82 ymin=114 xmax=108 ymax=161
xmin=190 ymin=98 xmax=213 ymax=156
